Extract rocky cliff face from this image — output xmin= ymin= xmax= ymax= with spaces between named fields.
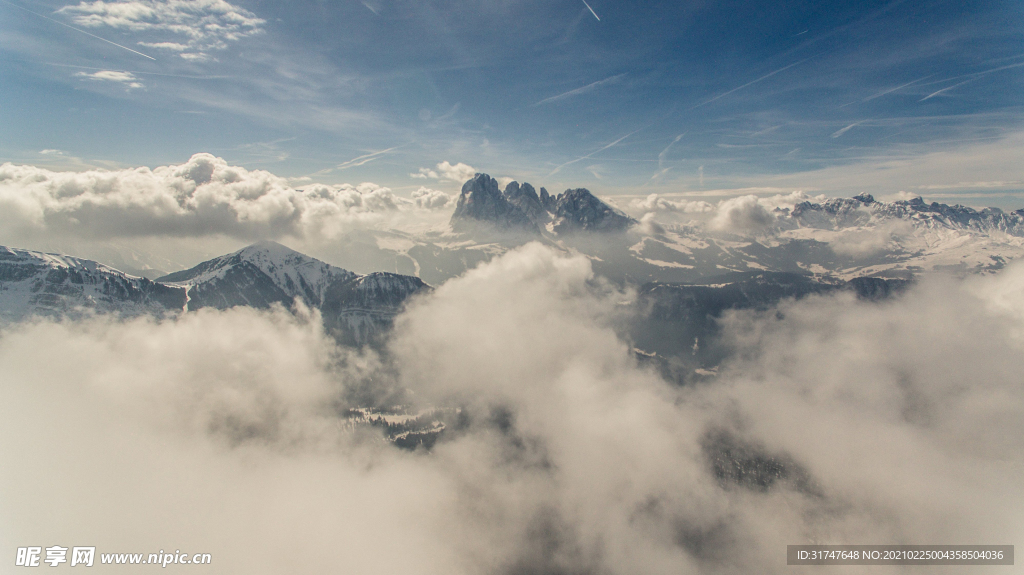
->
xmin=450 ymin=173 xmax=635 ymax=234
xmin=449 ymin=174 xmax=538 ymax=232
xmin=320 ymin=271 xmax=430 ymax=345
xmin=551 ymin=188 xmax=635 ymax=233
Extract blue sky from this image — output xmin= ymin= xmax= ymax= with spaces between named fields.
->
xmin=2 ymin=0 xmax=1023 ymax=204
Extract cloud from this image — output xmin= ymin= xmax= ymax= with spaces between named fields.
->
xmin=0 ymin=153 xmax=446 ymax=244
xmin=411 ymin=161 xmax=477 ymax=183
xmin=3 ymin=244 xmax=1021 ymax=573
xmin=74 ymin=70 xmax=144 ymax=89
xmin=411 ymin=186 xmax=455 ymax=210
xmin=709 ymin=195 xmax=777 ymax=235
xmin=830 ymin=120 xmax=864 ymax=138
xmin=533 ymin=73 xmax=626 ymax=106
xmin=825 ymin=220 xmax=912 ymax=258
xmin=631 ymin=193 xmax=714 ymax=214
xmin=137 ymin=40 xmax=187 ymax=50
xmin=57 ymin=0 xmax=265 ymax=55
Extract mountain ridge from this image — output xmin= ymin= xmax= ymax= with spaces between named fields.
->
xmin=0 ymin=242 xmax=429 ymax=346
xmin=450 ymin=173 xmax=637 ymax=234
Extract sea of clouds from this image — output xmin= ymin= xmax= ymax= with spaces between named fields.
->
xmin=1 ymin=243 xmax=1021 ymax=574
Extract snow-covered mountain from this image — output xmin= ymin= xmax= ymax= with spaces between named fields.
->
xmin=157 ymin=241 xmax=430 ymax=345
xmin=296 ymin=175 xmax=1024 ymax=287
xmin=0 ymin=246 xmax=186 ymax=322
xmin=627 ymin=272 xmax=910 ymax=382
xmin=0 ymin=242 xmax=429 ymax=346
xmin=157 ymin=240 xmax=359 ymax=310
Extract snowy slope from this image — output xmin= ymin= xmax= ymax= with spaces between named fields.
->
xmin=158 ymin=240 xmax=358 ymax=310
xmin=157 ymin=241 xmax=430 ymax=345
xmin=0 ymin=246 xmax=186 ymax=322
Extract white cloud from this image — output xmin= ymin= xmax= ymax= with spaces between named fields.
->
xmin=1 ymin=245 xmax=1022 ymax=572
xmin=411 ymin=161 xmax=477 ymax=183
xmin=179 ymin=51 xmax=212 ymax=61
xmin=631 ymin=193 xmax=714 ymax=213
xmin=58 ymin=0 xmax=265 ymax=52
xmin=137 ymin=40 xmax=187 ymax=50
xmin=709 ymin=194 xmax=777 ymax=235
xmin=74 ymin=70 xmax=144 ymax=89
xmin=411 ymin=186 xmax=455 ymax=210
xmin=0 ymin=154 xmax=445 ymax=244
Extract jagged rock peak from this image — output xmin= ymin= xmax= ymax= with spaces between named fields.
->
xmin=504 ymin=180 xmax=549 ymax=224
xmin=449 ymin=173 xmax=636 ymax=234
xmin=449 ymin=173 xmax=537 ymax=232
xmin=551 ymin=188 xmax=636 ymax=233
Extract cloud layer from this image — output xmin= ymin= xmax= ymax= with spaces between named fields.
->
xmin=0 ymin=153 xmax=448 ymax=244
xmin=1 ymin=244 xmax=1021 ymax=573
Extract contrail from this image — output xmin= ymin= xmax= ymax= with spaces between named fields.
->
xmin=549 ymin=128 xmax=641 ymax=176
xmin=1 ymin=0 xmax=156 ymax=60
xmin=691 ymin=56 xmax=815 ymax=109
xmin=860 ymin=75 xmax=932 ymax=102
xmin=920 ymin=79 xmax=976 ymax=102
xmin=830 ymin=120 xmax=864 ymax=138
xmin=917 ymin=60 xmax=1024 ymax=101
xmin=314 ymin=145 xmax=406 ymax=175
xmin=533 ymin=73 xmax=625 ymax=106
xmin=657 ymin=133 xmax=684 ymax=170
xmin=581 ymin=0 xmax=600 ymax=21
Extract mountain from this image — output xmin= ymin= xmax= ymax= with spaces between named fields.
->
xmin=551 ymin=188 xmax=635 ymax=233
xmin=157 ymin=240 xmax=359 ymax=310
xmin=628 ymin=272 xmax=911 ymax=382
xmin=157 ymin=241 xmax=430 ymax=345
xmin=0 ymin=241 xmax=429 ymax=346
xmin=319 ymin=271 xmax=432 ymax=345
xmin=0 ymin=246 xmax=186 ymax=322
xmin=450 ymin=173 xmax=636 ymax=234
xmin=783 ymin=194 xmax=1024 ymax=236
xmin=450 ymin=174 xmax=538 ymax=233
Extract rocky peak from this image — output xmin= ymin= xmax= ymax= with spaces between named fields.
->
xmin=504 ymin=181 xmax=549 ymax=224
xmin=539 ymin=187 xmax=555 ymax=211
xmin=449 ymin=174 xmax=537 ymax=232
xmin=449 ymin=173 xmax=635 ymax=235
xmin=551 ymin=188 xmax=635 ymax=233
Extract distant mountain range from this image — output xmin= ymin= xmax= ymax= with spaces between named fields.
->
xmin=322 ymin=174 xmax=1024 ymax=285
xmin=3 ymin=172 xmax=1023 ymax=354
xmin=0 ymin=242 xmax=429 ymax=346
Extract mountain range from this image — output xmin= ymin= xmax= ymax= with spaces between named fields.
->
xmin=2 ymin=172 xmax=1022 ymax=354
xmin=0 ymin=241 xmax=429 ymax=346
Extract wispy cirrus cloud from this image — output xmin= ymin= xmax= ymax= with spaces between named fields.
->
xmin=533 ymin=73 xmax=626 ymax=106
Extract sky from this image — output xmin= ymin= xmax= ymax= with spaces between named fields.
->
xmin=1 ymin=0 xmax=1023 ymax=205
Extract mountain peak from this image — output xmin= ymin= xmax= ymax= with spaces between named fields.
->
xmin=551 ymin=188 xmax=636 ymax=233
xmin=449 ymin=173 xmax=538 ymax=232
xmin=450 ymin=173 xmax=635 ymax=235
